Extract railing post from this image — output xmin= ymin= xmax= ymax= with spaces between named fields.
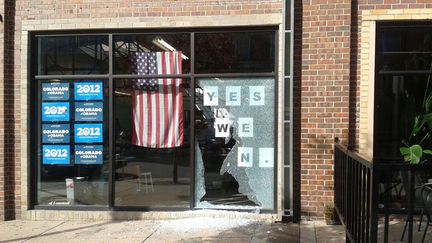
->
xmin=369 ymin=164 xmax=379 ymax=243
xmin=346 ymin=233 xmax=352 ymax=243
xmin=334 ymin=140 xmax=378 ymax=243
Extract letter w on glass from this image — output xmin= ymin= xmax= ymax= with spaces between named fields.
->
xmin=131 ymin=52 xmax=184 ymax=148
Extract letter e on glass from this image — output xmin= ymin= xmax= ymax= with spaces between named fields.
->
xmin=226 ymin=86 xmax=241 ymax=106
xmin=238 ymin=117 xmax=253 ymax=137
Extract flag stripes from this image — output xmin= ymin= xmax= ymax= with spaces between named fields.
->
xmin=131 ymin=51 xmax=183 ymax=148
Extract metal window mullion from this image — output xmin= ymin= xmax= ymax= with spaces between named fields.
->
xmin=289 ymin=0 xmax=295 ymax=218
xmin=108 ymin=34 xmax=114 ymax=208
xmin=190 ymin=32 xmax=195 ymax=209
xmin=281 ymin=0 xmax=287 ymax=215
xmin=35 ymin=74 xmax=109 ymax=80
xmin=281 ymin=0 xmax=295 ymax=215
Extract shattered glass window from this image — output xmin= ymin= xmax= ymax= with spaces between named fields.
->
xmin=194 ymin=78 xmax=275 ymax=210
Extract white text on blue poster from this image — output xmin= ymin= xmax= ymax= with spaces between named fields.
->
xmin=75 ymin=145 xmax=103 ymax=164
xmin=42 ymin=124 xmax=70 ymax=143
xmin=74 ymin=123 xmax=103 ymax=143
xmin=74 ymin=82 xmax=103 ymax=100
xmin=42 ymin=145 xmax=70 ymax=165
xmin=42 ymin=102 xmax=70 ymax=122
xmin=42 ymin=83 xmax=69 ymax=101
xmin=75 ymin=102 xmax=103 ymax=122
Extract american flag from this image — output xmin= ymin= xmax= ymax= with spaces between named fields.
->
xmin=131 ymin=51 xmax=184 ymax=148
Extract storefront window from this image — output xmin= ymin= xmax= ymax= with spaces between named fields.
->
xmin=32 ymin=29 xmax=276 ymax=210
xmin=38 ymin=36 xmax=109 ymax=75
xmin=195 ymin=32 xmax=275 ymax=73
xmin=114 ymin=34 xmax=190 ymax=74
xmin=36 ymin=79 xmax=110 ymax=206
xmin=194 ymin=78 xmax=275 ymax=210
xmin=114 ymin=79 xmax=191 ymax=208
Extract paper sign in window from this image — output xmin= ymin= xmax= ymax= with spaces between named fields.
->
xmin=42 ymin=102 xmax=70 ymax=122
xmin=74 ymin=123 xmax=103 ymax=143
xmin=259 ymin=148 xmax=274 ymax=168
xmin=238 ymin=117 xmax=254 ymax=137
xmin=42 ymin=145 xmax=70 ymax=165
xmin=42 ymin=124 xmax=70 ymax=143
xmin=238 ymin=147 xmax=253 ymax=167
xmin=42 ymin=83 xmax=69 ymax=101
xmin=74 ymin=82 xmax=103 ymax=101
xmin=75 ymin=102 xmax=103 ymax=122
xmin=203 ymin=86 xmax=218 ymax=106
xmin=226 ymin=86 xmax=241 ymax=106
xmin=214 ymin=118 xmax=231 ymax=138
xmin=249 ymin=86 xmax=265 ymax=106
xmin=75 ymin=145 xmax=103 ymax=164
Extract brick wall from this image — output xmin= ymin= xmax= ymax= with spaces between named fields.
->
xmin=300 ymin=0 xmax=432 ymax=218
xmin=9 ymin=0 xmax=19 ymax=220
xmin=18 ymin=0 xmax=282 ymax=20
xmin=300 ymin=0 xmax=351 ymax=217
xmin=292 ymin=0 xmax=303 ymax=222
xmin=1 ymin=0 xmax=17 ymax=221
xmin=0 ymin=0 xmax=4 ymax=222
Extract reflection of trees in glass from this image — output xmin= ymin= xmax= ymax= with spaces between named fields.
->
xmin=195 ymin=33 xmax=274 ymax=73
xmin=196 ymin=33 xmax=237 ymax=72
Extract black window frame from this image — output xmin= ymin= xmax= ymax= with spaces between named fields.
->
xmin=374 ymin=21 xmax=432 ymax=161
xmin=29 ymin=27 xmax=279 ymax=213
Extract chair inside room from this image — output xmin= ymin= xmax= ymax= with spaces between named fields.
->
xmin=420 ymin=183 xmax=432 ymax=243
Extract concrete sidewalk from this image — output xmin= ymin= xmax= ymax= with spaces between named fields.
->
xmin=0 ymin=218 xmax=344 ymax=243
xmin=300 ymin=220 xmax=345 ymax=243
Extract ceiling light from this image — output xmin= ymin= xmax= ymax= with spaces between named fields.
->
xmin=152 ymin=38 xmax=189 ymax=60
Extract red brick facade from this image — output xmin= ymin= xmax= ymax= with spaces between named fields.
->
xmin=1 ymin=0 xmax=18 ymax=221
xmin=20 ymin=1 xmax=282 ymax=19
xmin=299 ymin=0 xmax=432 ymax=218
xmin=0 ymin=0 xmax=5 ymax=222
xmin=299 ymin=0 xmax=351 ymax=217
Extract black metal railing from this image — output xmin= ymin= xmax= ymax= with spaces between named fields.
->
xmin=335 ymin=139 xmax=432 ymax=243
xmin=334 ymin=141 xmax=377 ymax=243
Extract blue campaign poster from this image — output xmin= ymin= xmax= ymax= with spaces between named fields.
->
xmin=74 ymin=82 xmax=103 ymax=100
xmin=42 ymin=83 xmax=69 ymax=101
xmin=75 ymin=102 xmax=103 ymax=122
xmin=74 ymin=123 xmax=103 ymax=143
xmin=42 ymin=145 xmax=70 ymax=165
xmin=42 ymin=124 xmax=70 ymax=143
xmin=42 ymin=102 xmax=70 ymax=122
xmin=75 ymin=145 xmax=103 ymax=164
